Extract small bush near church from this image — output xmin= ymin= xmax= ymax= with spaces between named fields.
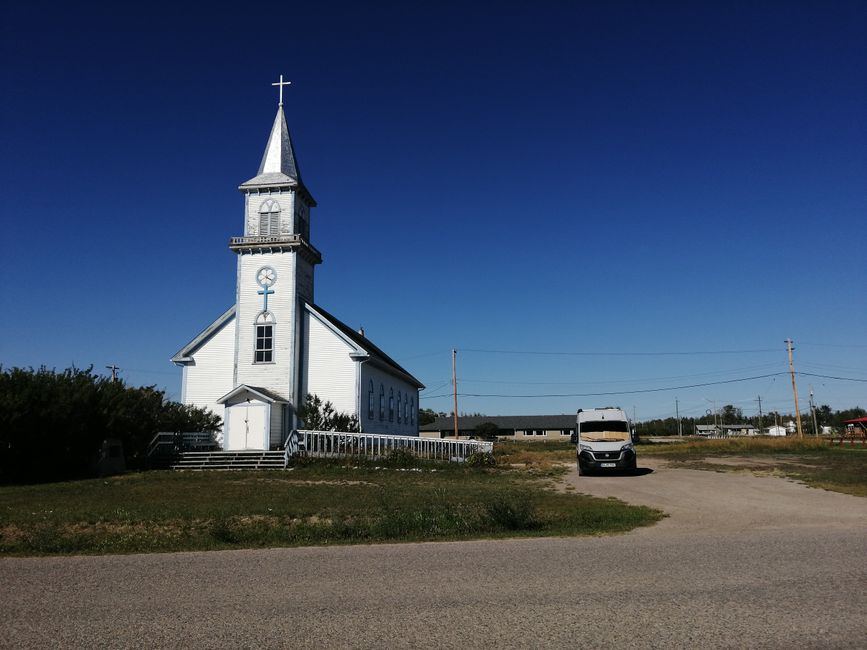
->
xmin=384 ymin=448 xmax=419 ymax=468
xmin=0 ymin=366 xmax=221 ymax=484
xmin=465 ymin=451 xmax=496 ymax=467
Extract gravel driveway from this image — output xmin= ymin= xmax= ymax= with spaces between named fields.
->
xmin=2 ymin=459 xmax=866 ymax=649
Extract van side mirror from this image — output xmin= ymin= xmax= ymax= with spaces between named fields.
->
xmin=570 ymin=432 xmax=577 ymax=444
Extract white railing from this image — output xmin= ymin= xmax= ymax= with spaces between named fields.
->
xmin=287 ymin=430 xmax=493 ymax=462
xmin=230 ymin=234 xmax=301 ymax=245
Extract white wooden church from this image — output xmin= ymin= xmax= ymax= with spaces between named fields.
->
xmin=172 ymin=81 xmax=424 ymax=450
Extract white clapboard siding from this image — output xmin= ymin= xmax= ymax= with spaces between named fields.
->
xmin=360 ymin=362 xmax=420 ymax=437
xmin=235 ymin=252 xmax=297 ymax=394
xmin=183 ymin=315 xmax=236 ymax=434
xmin=306 ymin=311 xmax=357 ymax=416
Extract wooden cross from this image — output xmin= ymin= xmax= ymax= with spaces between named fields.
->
xmin=272 ymin=74 xmax=292 ymax=106
xmin=258 ymin=286 xmax=275 ymax=311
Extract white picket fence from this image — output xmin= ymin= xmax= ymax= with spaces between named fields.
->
xmin=285 ymin=429 xmax=493 ymax=463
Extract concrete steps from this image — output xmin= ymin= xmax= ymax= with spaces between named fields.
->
xmin=171 ymin=450 xmax=286 ymax=470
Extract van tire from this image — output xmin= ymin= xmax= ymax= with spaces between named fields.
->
xmin=577 ymin=461 xmax=587 ymax=476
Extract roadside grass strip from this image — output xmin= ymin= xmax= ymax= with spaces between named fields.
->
xmin=639 ymin=437 xmax=867 ymax=497
xmin=0 ymin=460 xmax=662 ymax=556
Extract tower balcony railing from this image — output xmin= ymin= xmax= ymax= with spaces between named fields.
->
xmin=230 ymin=234 xmax=302 ymax=246
xmin=229 ymin=234 xmax=322 ymax=262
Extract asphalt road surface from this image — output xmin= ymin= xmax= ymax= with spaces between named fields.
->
xmin=2 ymin=458 xmax=866 ymax=649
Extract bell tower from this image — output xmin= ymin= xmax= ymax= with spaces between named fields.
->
xmin=229 ymin=76 xmax=321 ymax=410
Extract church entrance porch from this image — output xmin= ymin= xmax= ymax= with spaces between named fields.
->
xmin=217 ymin=385 xmax=289 ymax=451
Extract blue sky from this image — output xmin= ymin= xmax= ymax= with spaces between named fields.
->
xmin=2 ymin=1 xmax=865 ymax=421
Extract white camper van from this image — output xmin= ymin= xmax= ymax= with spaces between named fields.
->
xmin=573 ymin=407 xmax=636 ymax=475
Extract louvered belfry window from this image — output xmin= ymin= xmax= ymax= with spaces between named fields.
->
xmin=259 ymin=199 xmax=281 ymax=236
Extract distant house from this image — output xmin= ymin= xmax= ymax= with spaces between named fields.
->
xmin=695 ymin=424 xmax=721 ymax=437
xmin=420 ymin=415 xmax=576 ymax=440
xmin=695 ymin=424 xmax=759 ymax=437
xmin=766 ymin=425 xmax=787 ymax=437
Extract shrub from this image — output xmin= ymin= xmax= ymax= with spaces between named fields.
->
xmin=0 ymin=366 xmax=220 ymax=484
xmin=484 ymin=495 xmax=539 ymax=531
xmin=465 ymin=451 xmax=497 ymax=467
xmin=384 ymin=448 xmax=419 ymax=468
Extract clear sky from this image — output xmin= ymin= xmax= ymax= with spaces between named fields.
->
xmin=2 ymin=1 xmax=865 ymax=422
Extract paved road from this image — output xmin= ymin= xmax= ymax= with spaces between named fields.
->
xmin=2 ymin=459 xmax=866 ymax=649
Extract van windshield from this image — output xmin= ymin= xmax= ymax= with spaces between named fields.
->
xmin=581 ymin=420 xmax=629 ymax=433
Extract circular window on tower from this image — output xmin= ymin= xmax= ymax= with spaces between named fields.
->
xmin=256 ymin=266 xmax=277 ymax=288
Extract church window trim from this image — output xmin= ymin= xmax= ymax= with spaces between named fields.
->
xmin=379 ymin=384 xmax=385 ymax=421
xmin=410 ymin=398 xmax=415 ymax=426
xmin=397 ymin=392 xmax=402 ymax=424
xmin=259 ymin=199 xmax=281 ymax=237
xmin=367 ymin=381 xmax=374 ymax=420
xmin=254 ymin=311 xmax=275 ymax=363
xmin=389 ymin=389 xmax=395 ymax=422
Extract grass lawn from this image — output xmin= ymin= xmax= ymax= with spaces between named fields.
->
xmin=0 ymin=457 xmax=662 ymax=556
xmin=639 ymin=437 xmax=867 ymax=497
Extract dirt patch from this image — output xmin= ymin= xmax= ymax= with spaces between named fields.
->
xmin=235 ymin=478 xmax=377 ymax=487
xmin=695 ymin=456 xmax=816 ymax=468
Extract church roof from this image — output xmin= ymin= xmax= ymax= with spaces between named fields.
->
xmin=217 ymin=384 xmax=288 ymax=404
xmin=306 ymin=303 xmax=425 ymax=389
xmin=170 ymin=306 xmax=235 ymax=363
xmin=240 ymin=106 xmax=314 ymax=203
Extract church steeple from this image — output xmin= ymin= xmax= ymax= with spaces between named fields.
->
xmin=256 ymin=105 xmax=301 ymax=181
xmin=238 ymin=76 xmax=315 ymax=205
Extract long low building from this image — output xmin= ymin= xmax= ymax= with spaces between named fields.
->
xmin=420 ymin=415 xmax=576 ymax=440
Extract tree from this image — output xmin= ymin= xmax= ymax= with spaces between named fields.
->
xmin=473 ymin=421 xmax=501 ymax=441
xmin=297 ymin=393 xmax=358 ymax=432
xmin=418 ymin=408 xmax=439 ymax=426
xmin=719 ymin=404 xmax=743 ymax=424
xmin=0 ymin=366 xmax=220 ymax=484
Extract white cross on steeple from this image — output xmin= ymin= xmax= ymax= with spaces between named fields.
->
xmin=272 ymin=74 xmax=292 ymax=107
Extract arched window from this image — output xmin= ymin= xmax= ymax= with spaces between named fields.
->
xmin=379 ymin=384 xmax=385 ymax=421
xmin=259 ymin=199 xmax=281 ymax=236
xmin=367 ymin=380 xmax=374 ymax=420
xmin=404 ymin=398 xmax=408 ymax=424
xmin=410 ymin=398 xmax=415 ymax=425
xmin=388 ymin=389 xmax=395 ymax=422
xmin=254 ymin=311 xmax=275 ymax=363
xmin=397 ymin=392 xmax=402 ymax=423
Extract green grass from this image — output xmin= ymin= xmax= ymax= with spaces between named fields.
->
xmin=0 ymin=459 xmax=662 ymax=556
xmin=639 ymin=437 xmax=867 ymax=497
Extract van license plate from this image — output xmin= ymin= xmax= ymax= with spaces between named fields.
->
xmin=600 ymin=463 xmax=616 ymax=468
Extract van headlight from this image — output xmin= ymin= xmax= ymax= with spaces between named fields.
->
xmin=620 ymin=443 xmax=634 ymax=453
xmin=579 ymin=443 xmax=593 ymax=452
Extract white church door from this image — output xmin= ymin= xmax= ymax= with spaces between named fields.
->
xmin=225 ymin=402 xmax=269 ymax=450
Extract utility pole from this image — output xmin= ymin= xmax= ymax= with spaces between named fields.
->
xmin=452 ymin=349 xmax=459 ymax=439
xmin=756 ymin=395 xmax=763 ymax=436
xmin=809 ymin=386 xmax=819 ymax=437
xmin=785 ymin=339 xmax=804 ymax=438
xmin=676 ymin=398 xmax=682 ymax=437
xmin=105 ymin=364 xmax=120 ymax=382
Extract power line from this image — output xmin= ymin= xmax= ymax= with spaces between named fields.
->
xmin=452 ymin=372 xmax=787 ymax=399
xmin=799 ymin=342 xmax=867 ymax=349
xmin=456 ymin=362 xmax=785 ymax=386
xmin=797 ymin=372 xmax=867 ymax=383
xmin=460 ymin=347 xmax=781 ymax=357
